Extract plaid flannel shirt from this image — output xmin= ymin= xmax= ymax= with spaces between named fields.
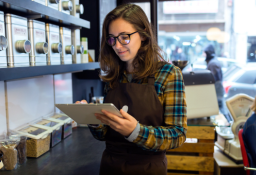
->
xmin=89 ymin=63 xmax=187 ymax=151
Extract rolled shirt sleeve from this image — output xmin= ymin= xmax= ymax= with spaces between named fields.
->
xmin=125 ymin=122 xmax=140 ymax=142
xmin=133 ymin=64 xmax=187 ymax=152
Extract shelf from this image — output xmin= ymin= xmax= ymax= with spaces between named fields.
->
xmin=0 ymin=0 xmax=95 ymax=81
xmin=0 ymin=0 xmax=90 ymax=29
xmin=0 ymin=62 xmax=100 ymax=81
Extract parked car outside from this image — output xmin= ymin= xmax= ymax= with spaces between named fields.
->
xmin=223 ymin=63 xmax=256 ymax=100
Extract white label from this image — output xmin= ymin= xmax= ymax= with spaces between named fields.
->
xmin=0 ymin=24 xmax=3 ymax=34
xmin=82 ymin=41 xmax=88 ymax=50
xmin=65 ymin=36 xmax=71 ymax=43
xmin=76 ymin=38 xmax=80 ymax=45
xmin=35 ymin=30 xmax=45 ymax=39
xmin=51 ymin=34 xmax=59 ymax=41
xmin=14 ymin=27 xmax=27 ymax=36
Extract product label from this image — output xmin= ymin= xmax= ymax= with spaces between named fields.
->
xmin=35 ymin=30 xmax=45 ymax=39
xmin=0 ymin=24 xmax=3 ymax=34
xmin=51 ymin=34 xmax=59 ymax=41
xmin=76 ymin=38 xmax=80 ymax=45
xmin=14 ymin=27 xmax=27 ymax=36
xmin=65 ymin=36 xmax=71 ymax=43
xmin=81 ymin=41 xmax=88 ymax=50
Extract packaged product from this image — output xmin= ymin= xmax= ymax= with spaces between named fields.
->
xmin=9 ymin=133 xmax=27 ymax=164
xmin=0 ymin=139 xmax=19 ymax=170
xmin=49 ymin=113 xmax=73 ymax=139
xmin=34 ymin=119 xmax=63 ymax=147
xmin=12 ymin=125 xmax=51 ymax=158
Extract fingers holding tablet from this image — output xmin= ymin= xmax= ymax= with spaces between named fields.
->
xmin=95 ymin=112 xmax=117 ymax=126
xmin=75 ymin=99 xmax=95 ymax=104
xmin=75 ymin=99 xmax=88 ymax=104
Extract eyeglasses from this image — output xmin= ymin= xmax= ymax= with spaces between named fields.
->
xmin=106 ymin=31 xmax=138 ymax=46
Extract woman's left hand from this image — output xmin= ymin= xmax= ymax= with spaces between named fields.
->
xmin=95 ymin=109 xmax=138 ymax=137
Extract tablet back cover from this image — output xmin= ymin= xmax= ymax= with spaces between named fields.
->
xmin=55 ymin=103 xmax=121 ymax=124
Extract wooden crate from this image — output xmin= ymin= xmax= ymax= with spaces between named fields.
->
xmin=167 ymin=126 xmax=215 ymax=175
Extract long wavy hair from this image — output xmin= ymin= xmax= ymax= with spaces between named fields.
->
xmin=99 ymin=3 xmax=165 ymax=88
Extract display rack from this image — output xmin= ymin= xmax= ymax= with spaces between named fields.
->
xmin=0 ymin=0 xmax=90 ymax=29
xmin=0 ymin=0 xmax=98 ymax=81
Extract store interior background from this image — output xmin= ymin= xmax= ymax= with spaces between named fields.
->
xmin=0 ymin=0 xmax=255 ymax=174
xmin=2 ymin=0 xmax=256 ymax=136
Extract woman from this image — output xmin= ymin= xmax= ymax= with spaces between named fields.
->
xmin=243 ymin=96 xmax=256 ymax=175
xmin=88 ymin=4 xmax=187 ymax=175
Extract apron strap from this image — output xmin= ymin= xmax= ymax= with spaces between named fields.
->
xmin=147 ymin=75 xmax=155 ymax=85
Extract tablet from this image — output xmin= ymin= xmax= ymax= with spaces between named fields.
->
xmin=55 ymin=103 xmax=122 ymax=124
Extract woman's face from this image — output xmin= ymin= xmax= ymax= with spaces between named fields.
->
xmin=108 ymin=18 xmax=143 ymax=65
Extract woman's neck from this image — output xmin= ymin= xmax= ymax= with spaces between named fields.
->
xmin=126 ymin=63 xmax=134 ymax=73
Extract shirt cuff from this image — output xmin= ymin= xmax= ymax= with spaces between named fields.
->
xmin=125 ymin=122 xmax=140 ymax=142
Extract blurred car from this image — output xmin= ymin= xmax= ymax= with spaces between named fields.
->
xmin=223 ymin=63 xmax=256 ymax=99
xmin=182 ymin=57 xmax=237 ymax=73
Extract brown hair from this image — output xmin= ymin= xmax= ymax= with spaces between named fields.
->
xmin=99 ymin=3 xmax=165 ymax=88
xmin=251 ymin=96 xmax=256 ymax=113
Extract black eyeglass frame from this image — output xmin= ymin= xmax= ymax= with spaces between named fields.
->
xmin=106 ymin=31 xmax=139 ymax=46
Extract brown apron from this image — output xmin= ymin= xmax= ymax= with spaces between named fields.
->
xmin=100 ymin=75 xmax=167 ymax=175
